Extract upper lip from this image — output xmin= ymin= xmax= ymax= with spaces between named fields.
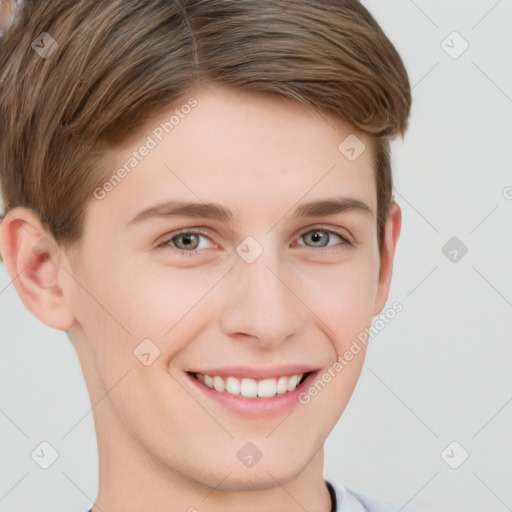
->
xmin=188 ymin=365 xmax=320 ymax=380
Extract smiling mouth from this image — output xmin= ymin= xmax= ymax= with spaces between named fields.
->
xmin=190 ymin=372 xmax=311 ymax=398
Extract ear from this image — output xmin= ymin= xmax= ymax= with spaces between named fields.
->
xmin=373 ymin=201 xmax=402 ymax=315
xmin=0 ymin=207 xmax=76 ymax=331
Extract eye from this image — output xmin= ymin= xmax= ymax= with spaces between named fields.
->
xmin=297 ymin=229 xmax=353 ymax=249
xmin=156 ymin=226 xmax=353 ymax=258
xmin=157 ymin=229 xmax=215 ymax=254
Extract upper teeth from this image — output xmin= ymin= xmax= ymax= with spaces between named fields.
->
xmin=196 ymin=373 xmax=305 ymax=398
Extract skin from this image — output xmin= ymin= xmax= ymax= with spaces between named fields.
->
xmin=0 ymin=84 xmax=401 ymax=512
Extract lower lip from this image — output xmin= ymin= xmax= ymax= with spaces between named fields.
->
xmin=187 ymin=371 xmax=320 ymax=418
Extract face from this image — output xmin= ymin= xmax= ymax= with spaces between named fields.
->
xmin=10 ymin=84 xmax=400 ymax=492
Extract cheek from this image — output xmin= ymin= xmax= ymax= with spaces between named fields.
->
xmin=75 ymin=260 xmax=231 ymax=370
xmin=81 ymin=253 xmax=221 ymax=330
xmin=298 ymin=256 xmax=379 ymax=350
xmin=121 ymin=263 xmax=230 ymax=334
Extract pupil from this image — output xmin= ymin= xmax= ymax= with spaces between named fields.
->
xmin=177 ymin=234 xmax=197 ymax=249
xmin=310 ymin=231 xmax=326 ymax=246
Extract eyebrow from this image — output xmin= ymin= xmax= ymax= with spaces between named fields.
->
xmin=126 ymin=197 xmax=373 ymax=227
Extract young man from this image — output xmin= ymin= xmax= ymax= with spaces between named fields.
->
xmin=0 ymin=1 xmax=412 ymax=511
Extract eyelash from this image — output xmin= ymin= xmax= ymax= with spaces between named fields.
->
xmin=156 ymin=227 xmax=354 ymax=258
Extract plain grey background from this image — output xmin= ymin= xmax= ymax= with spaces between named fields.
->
xmin=1 ymin=1 xmax=511 ymax=511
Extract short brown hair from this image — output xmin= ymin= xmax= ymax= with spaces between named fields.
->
xmin=0 ymin=0 xmax=411 ymax=258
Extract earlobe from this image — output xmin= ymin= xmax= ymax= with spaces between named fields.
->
xmin=373 ymin=202 xmax=402 ymax=316
xmin=0 ymin=207 xmax=76 ymax=331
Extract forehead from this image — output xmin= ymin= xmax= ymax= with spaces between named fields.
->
xmin=90 ymin=84 xmax=377 ymax=228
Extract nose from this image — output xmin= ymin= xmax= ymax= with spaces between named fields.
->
xmin=217 ymin=243 xmax=307 ymax=349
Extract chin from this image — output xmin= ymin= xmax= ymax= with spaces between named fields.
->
xmin=198 ymin=445 xmax=317 ymax=492
xmin=209 ymin=465 xmax=305 ymax=492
